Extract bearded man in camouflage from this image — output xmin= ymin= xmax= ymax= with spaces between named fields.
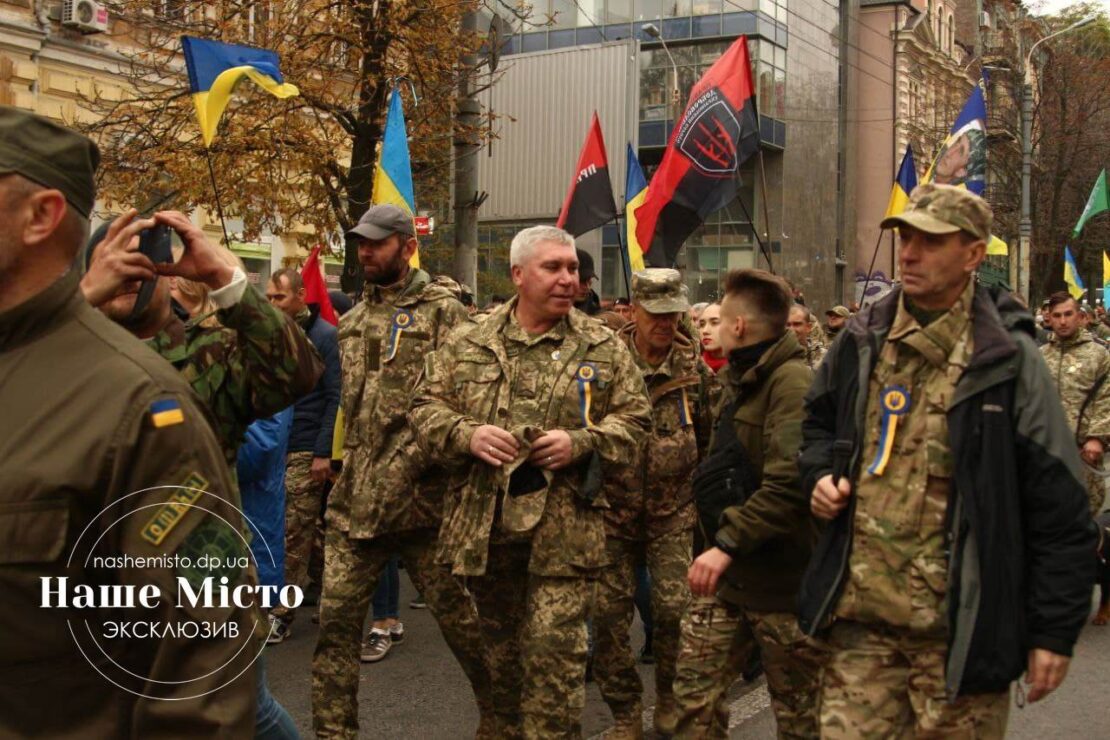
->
xmin=311 ymin=205 xmax=492 ymax=739
xmin=411 ymin=226 xmax=652 ymax=739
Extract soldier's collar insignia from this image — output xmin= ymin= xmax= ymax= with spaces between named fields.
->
xmin=867 ymin=385 xmax=911 ymax=476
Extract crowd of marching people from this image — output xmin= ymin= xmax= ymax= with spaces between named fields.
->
xmin=1 ymin=105 xmax=1105 ymax=740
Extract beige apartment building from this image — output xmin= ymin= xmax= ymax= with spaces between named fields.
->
xmin=0 ymin=0 xmax=327 ymax=287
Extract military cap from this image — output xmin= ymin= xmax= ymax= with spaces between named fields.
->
xmin=880 ymin=183 xmax=992 ymax=242
xmin=631 ymin=268 xmax=690 ymax=314
xmin=826 ymin=305 xmax=850 ymax=318
xmin=345 ymin=204 xmax=415 ymax=241
xmin=0 ymin=106 xmax=99 ymax=217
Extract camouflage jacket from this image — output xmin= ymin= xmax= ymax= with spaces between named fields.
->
xmin=803 ymin=336 xmax=827 ymax=370
xmin=331 ymin=269 xmax=467 ymax=539
xmin=601 ymin=324 xmax=711 ymax=540
xmin=1041 ymin=329 xmax=1110 ymax=445
xmin=410 ymin=298 xmax=652 ymax=576
xmin=147 ymin=283 xmax=323 ymax=465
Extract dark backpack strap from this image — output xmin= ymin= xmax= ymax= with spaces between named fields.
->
xmin=711 ymin=394 xmax=744 ymax=455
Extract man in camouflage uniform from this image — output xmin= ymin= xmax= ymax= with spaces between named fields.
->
xmin=82 ymin=210 xmax=323 ymax=465
xmin=676 ymin=269 xmax=823 ymax=740
xmin=1042 ymin=291 xmax=1110 ymax=517
xmin=411 ymin=225 xmax=652 ymax=739
xmin=803 ymin=185 xmax=1094 ymax=737
xmin=0 ymin=106 xmax=256 ymax=736
xmin=787 ymin=303 xmax=826 ymax=370
xmin=311 ymin=205 xmax=493 ymax=739
xmin=594 ymin=269 xmax=709 ymax=738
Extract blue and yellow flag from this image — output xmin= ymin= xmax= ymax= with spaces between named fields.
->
xmin=624 ymin=144 xmax=647 ymax=273
xmin=1103 ymin=251 xmax=1110 ymax=300
xmin=180 ymin=36 xmax=300 ymax=147
xmin=923 ymin=80 xmax=988 ymax=196
xmin=884 ymin=145 xmax=917 ymax=218
xmin=372 ymin=88 xmax=419 ymax=267
xmin=1064 ymin=246 xmax=1086 ymax=300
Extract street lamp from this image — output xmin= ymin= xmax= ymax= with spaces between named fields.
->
xmin=1018 ymin=15 xmax=1096 ymax=299
xmin=643 ymin=22 xmax=681 ymax=121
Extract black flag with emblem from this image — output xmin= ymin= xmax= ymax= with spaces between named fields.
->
xmin=634 ymin=36 xmax=760 ymax=267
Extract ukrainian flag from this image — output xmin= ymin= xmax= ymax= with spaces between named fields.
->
xmin=884 ymin=145 xmax=917 ymax=218
xmin=1065 ymin=246 xmax=1086 ymax=300
xmin=372 ymin=88 xmax=419 ymax=268
xmin=1103 ymin=251 xmax=1110 ymax=301
xmin=624 ymin=144 xmax=647 ymax=273
xmin=180 ymin=36 xmax=300 ymax=147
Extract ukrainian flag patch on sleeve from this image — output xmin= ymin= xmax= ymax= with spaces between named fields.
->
xmin=150 ymin=398 xmax=185 ymax=428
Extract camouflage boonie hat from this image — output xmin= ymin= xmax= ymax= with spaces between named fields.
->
xmin=631 ymin=268 xmax=690 ymax=314
xmin=879 ymin=183 xmax=992 ymax=242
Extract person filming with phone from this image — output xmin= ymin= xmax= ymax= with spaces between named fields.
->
xmin=81 ymin=208 xmax=323 ymax=465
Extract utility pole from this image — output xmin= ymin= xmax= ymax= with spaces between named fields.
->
xmin=453 ymin=6 xmax=480 ymax=295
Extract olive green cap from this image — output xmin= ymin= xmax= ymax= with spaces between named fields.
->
xmin=879 ymin=183 xmax=992 ymax=242
xmin=631 ymin=268 xmax=690 ymax=314
xmin=0 ymin=106 xmax=99 ymax=217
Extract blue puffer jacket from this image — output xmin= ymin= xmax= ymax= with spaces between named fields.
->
xmin=237 ymin=408 xmax=294 ymax=588
xmin=289 ymin=307 xmax=341 ymax=457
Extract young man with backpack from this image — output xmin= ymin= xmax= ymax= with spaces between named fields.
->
xmin=672 ymin=268 xmax=824 ymax=739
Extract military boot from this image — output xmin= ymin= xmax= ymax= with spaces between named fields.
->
xmin=653 ymin=693 xmax=679 ymax=737
xmin=607 ymin=701 xmax=644 ymax=740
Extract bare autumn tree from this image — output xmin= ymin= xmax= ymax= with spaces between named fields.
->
xmin=81 ymin=0 xmax=495 ymax=257
xmin=1029 ymin=4 xmax=1110 ymax=301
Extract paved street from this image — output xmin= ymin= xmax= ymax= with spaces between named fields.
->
xmin=268 ymin=572 xmax=1110 ymax=738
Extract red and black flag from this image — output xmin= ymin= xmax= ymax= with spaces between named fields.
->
xmin=634 ymin=36 xmax=760 ymax=266
xmin=557 ymin=112 xmax=618 ymax=237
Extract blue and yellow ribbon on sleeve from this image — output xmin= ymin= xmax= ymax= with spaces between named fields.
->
xmin=576 ymin=363 xmax=598 ymax=428
xmin=384 ymin=309 xmax=414 ymax=363
xmin=866 ymin=385 xmax=911 ymax=476
xmin=678 ymin=388 xmax=693 ymax=427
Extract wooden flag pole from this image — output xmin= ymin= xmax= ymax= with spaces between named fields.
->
xmin=733 ymin=194 xmax=774 ymax=274
xmin=859 ymin=229 xmax=885 ymax=308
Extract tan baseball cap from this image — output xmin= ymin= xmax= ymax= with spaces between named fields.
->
xmin=879 ymin=183 xmax=992 ymax=242
xmin=631 ymin=268 xmax=690 ymax=314
xmin=826 ymin=305 xmax=850 ymax=318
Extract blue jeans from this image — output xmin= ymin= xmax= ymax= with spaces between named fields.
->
xmin=371 ymin=555 xmax=400 ymax=621
xmin=256 ymin=652 xmax=299 ymax=739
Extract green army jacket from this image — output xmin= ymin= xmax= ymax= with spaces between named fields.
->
xmin=147 ymin=283 xmax=323 ymax=464
xmin=711 ymin=331 xmax=819 ymax=612
xmin=601 ymin=323 xmax=711 ymax=540
xmin=410 ymin=299 xmax=652 ymax=576
xmin=0 ymin=272 xmax=255 ymax=735
xmin=1041 ymin=328 xmax=1110 ymax=445
xmin=331 ymin=269 xmax=468 ymax=539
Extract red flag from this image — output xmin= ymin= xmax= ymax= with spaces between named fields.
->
xmin=634 ymin=36 xmax=760 ymax=267
xmin=556 ymin=112 xmax=618 ymax=237
xmin=302 ymin=245 xmax=337 ymax=326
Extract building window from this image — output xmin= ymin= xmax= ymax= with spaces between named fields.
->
xmin=947 ymin=15 xmax=954 ymax=54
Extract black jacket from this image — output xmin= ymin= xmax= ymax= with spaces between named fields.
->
xmin=797 ymin=284 xmax=1096 ymax=697
xmin=289 ymin=307 xmax=341 ymax=457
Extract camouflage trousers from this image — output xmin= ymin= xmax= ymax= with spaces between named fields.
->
xmin=820 ymin=620 xmax=1009 ymax=739
xmin=594 ymin=529 xmax=692 ymax=717
xmin=311 ymin=527 xmax=492 ymax=739
xmin=1084 ymin=463 xmax=1107 ymax=518
xmin=673 ymin=597 xmax=825 ymax=739
xmin=271 ymin=451 xmax=326 ymax=625
xmin=469 ymin=543 xmax=596 ymax=739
